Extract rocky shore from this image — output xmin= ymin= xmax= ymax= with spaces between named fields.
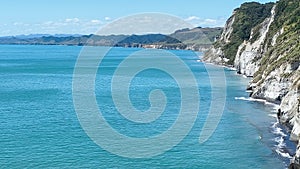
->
xmin=202 ymin=1 xmax=300 ymax=167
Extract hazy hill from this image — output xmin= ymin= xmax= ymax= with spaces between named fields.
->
xmin=0 ymin=27 xmax=222 ymax=51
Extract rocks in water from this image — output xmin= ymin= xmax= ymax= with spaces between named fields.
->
xmin=203 ymin=0 xmax=300 ymax=165
xmin=289 ymin=163 xmax=300 ymax=169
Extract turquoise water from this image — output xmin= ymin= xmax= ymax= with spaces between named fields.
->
xmin=0 ymin=45 xmax=291 ymax=168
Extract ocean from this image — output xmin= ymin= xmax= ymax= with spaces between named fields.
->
xmin=0 ymin=45 xmax=294 ymax=168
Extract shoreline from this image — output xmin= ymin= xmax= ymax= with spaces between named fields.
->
xmin=202 ymin=59 xmax=296 ymax=165
xmin=2 ymin=43 xmax=294 ymax=165
xmin=0 ymin=43 xmax=209 ymax=53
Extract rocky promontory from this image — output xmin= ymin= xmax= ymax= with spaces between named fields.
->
xmin=203 ymin=1 xmax=300 ymax=167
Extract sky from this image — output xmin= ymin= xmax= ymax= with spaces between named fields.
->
xmin=0 ymin=0 xmax=276 ymax=36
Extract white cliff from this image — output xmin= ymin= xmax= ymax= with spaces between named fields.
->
xmin=203 ymin=1 xmax=300 ymax=167
xmin=220 ymin=15 xmax=235 ymax=44
xmin=234 ymin=6 xmax=276 ymax=77
xmin=202 ymin=15 xmax=235 ymax=64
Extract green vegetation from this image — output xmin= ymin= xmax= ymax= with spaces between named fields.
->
xmin=211 ymin=0 xmax=299 ymax=85
xmin=250 ymin=23 xmax=263 ymax=44
xmin=170 ymin=27 xmax=222 ymax=45
xmin=221 ymin=2 xmax=274 ymax=64
xmin=0 ymin=27 xmax=222 ymax=50
xmin=117 ymin=34 xmax=181 ymax=45
xmin=253 ymin=0 xmax=300 ymax=82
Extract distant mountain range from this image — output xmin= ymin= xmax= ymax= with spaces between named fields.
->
xmin=1 ymin=34 xmax=83 ymax=39
xmin=0 ymin=27 xmax=222 ymax=51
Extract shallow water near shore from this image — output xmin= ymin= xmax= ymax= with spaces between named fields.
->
xmin=0 ymin=45 xmax=293 ymax=168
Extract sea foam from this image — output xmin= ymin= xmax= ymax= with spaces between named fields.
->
xmin=235 ymin=97 xmax=280 ymax=109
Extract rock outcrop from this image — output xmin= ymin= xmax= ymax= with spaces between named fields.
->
xmin=203 ymin=0 xmax=300 ymax=166
xmin=202 ymin=16 xmax=235 ymax=65
xmin=234 ymin=5 xmax=276 ymax=77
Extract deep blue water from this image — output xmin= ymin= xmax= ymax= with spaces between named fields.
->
xmin=0 ymin=45 xmax=291 ymax=168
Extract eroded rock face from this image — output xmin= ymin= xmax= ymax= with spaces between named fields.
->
xmin=203 ymin=1 xmax=300 ymax=166
xmin=251 ymin=63 xmax=294 ymax=102
xmin=234 ymin=6 xmax=276 ymax=77
xmin=202 ymin=47 xmax=231 ymax=65
xmin=234 ymin=49 xmax=260 ymax=76
xmin=219 ymin=15 xmax=235 ymax=44
xmin=202 ymin=14 xmax=235 ymax=65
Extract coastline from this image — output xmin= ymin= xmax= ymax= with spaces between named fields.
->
xmin=201 ymin=58 xmax=296 ymax=165
xmin=2 ymin=43 xmax=296 ymax=166
xmin=200 ymin=2 xmax=300 ymax=167
xmin=0 ymin=44 xmax=289 ymax=168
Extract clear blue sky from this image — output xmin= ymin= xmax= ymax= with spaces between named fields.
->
xmin=0 ymin=0 xmax=276 ymax=36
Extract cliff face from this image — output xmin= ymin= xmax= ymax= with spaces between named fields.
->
xmin=201 ymin=15 xmax=234 ymax=64
xmin=203 ymin=2 xmax=275 ymax=65
xmin=203 ymin=0 xmax=300 ymax=166
xmin=234 ymin=5 xmax=276 ymax=77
